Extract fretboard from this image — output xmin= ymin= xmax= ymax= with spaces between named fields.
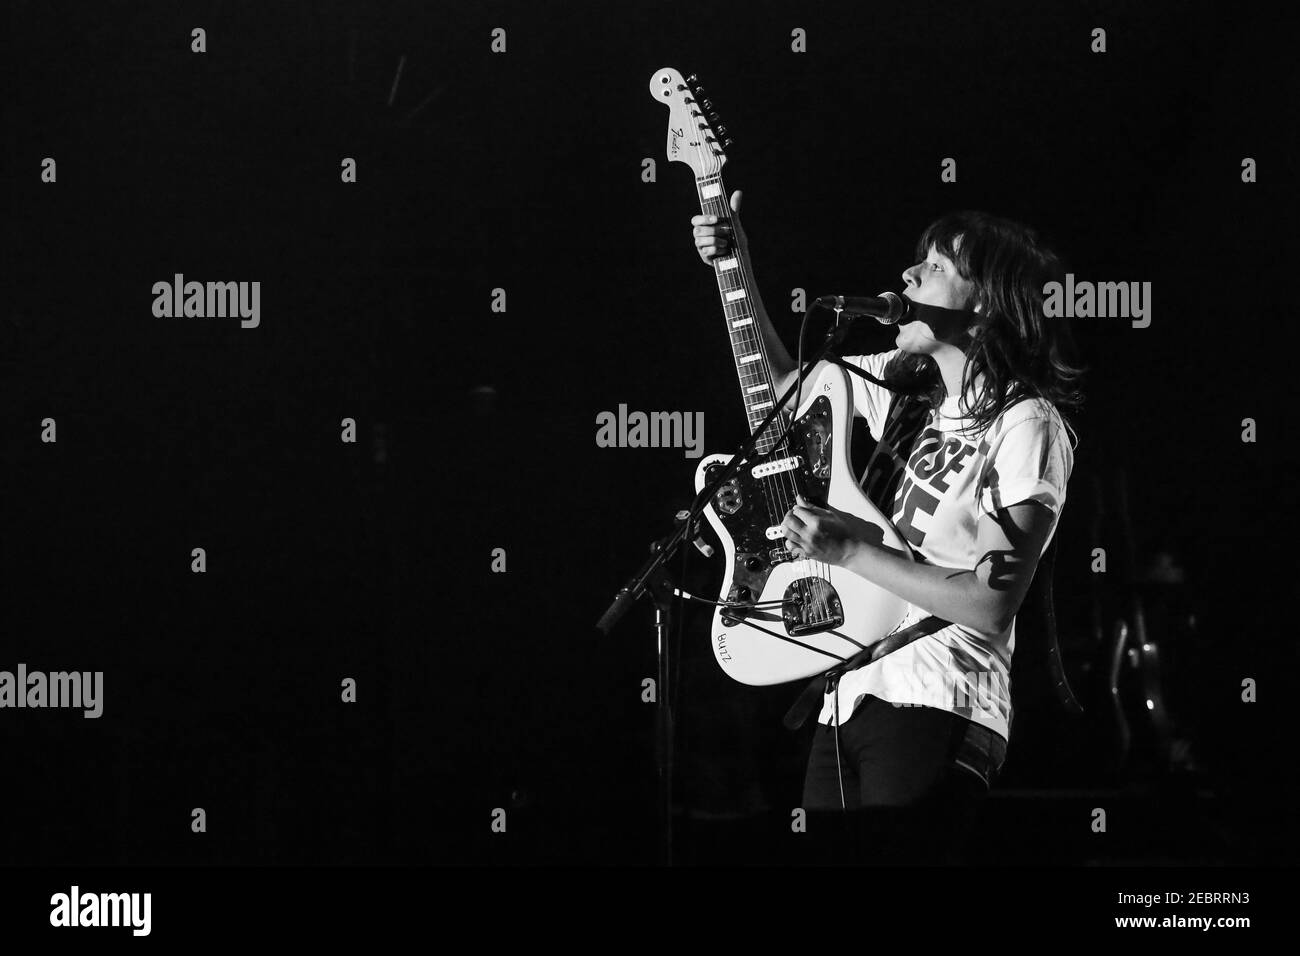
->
xmin=696 ymin=173 xmax=783 ymax=456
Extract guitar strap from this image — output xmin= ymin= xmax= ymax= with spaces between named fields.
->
xmin=783 ymin=358 xmax=1083 ymax=731
xmin=829 ymin=355 xmax=892 ymax=391
xmin=782 ymin=612 xmax=949 ymax=730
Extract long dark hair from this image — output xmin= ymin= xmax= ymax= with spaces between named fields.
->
xmin=883 ymin=211 xmax=1085 ymax=439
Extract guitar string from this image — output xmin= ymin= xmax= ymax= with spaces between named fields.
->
xmin=791 ymin=313 xmax=837 ymax=622
xmin=691 ymin=124 xmax=796 ymax=614
xmin=691 ymin=121 xmax=832 ymax=629
xmin=692 ymin=92 xmax=832 ymax=628
xmin=689 ymin=113 xmax=778 ymax=534
xmin=692 ymin=110 xmax=781 ymax=544
xmin=692 ymin=105 xmax=832 ymax=627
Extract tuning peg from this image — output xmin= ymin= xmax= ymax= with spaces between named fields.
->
xmin=686 ymin=73 xmax=699 ymax=84
xmin=723 ymin=137 xmax=734 ymax=148
xmin=717 ymin=125 xmax=728 ymax=136
xmin=702 ymin=99 xmax=713 ymax=109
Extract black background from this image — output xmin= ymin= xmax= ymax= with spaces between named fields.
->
xmin=3 ymin=0 xmax=1295 ymax=866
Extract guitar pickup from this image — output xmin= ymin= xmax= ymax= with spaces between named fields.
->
xmin=752 ymin=456 xmax=802 ymax=479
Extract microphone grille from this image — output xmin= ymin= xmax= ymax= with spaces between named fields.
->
xmin=877 ymin=290 xmax=905 ymax=325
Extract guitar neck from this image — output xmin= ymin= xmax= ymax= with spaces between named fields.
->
xmin=696 ymin=173 xmax=783 ymax=456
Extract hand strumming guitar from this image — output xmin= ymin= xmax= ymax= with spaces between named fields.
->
xmin=782 ymin=495 xmax=887 ymax=566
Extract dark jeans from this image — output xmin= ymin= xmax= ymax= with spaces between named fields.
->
xmin=800 ymin=693 xmax=1007 ymax=864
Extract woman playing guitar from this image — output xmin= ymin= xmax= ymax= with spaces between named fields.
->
xmin=691 ymin=192 xmax=1084 ymax=861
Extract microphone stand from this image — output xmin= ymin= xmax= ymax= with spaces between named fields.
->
xmin=595 ymin=302 xmax=861 ymax=866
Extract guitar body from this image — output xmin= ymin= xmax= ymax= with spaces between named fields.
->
xmin=694 ymin=363 xmax=911 ymax=685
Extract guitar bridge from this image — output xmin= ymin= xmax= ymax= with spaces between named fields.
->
xmin=781 ymin=576 xmax=844 ymax=635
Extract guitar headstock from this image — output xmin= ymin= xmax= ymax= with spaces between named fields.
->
xmin=649 ymin=68 xmax=732 ymax=179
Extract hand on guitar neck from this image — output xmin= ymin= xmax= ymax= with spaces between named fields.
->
xmin=692 ymin=188 xmax=748 ymax=265
xmin=690 ymin=189 xmax=805 ymax=411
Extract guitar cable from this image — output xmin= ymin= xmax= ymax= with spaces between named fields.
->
xmin=672 ymin=519 xmax=689 ymax=785
xmin=788 ymin=301 xmax=903 ymax=813
xmin=833 ymin=681 xmax=847 ymax=811
xmin=670 ymin=589 xmax=789 ymax=610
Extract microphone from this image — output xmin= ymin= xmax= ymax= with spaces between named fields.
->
xmin=816 ymin=293 xmax=977 ymax=327
xmin=817 ymin=291 xmax=911 ymax=324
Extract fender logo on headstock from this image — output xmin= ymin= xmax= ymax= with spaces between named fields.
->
xmin=669 ymin=126 xmax=684 ymax=158
xmin=669 ymin=126 xmax=700 ymax=159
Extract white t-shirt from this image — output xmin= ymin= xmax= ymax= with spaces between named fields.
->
xmin=816 ymin=349 xmax=1075 ymax=744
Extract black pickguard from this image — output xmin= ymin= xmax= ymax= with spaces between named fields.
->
xmin=705 ymin=395 xmax=845 ymax=634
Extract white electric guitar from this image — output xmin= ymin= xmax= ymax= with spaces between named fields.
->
xmin=651 ymin=67 xmax=912 ymax=685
